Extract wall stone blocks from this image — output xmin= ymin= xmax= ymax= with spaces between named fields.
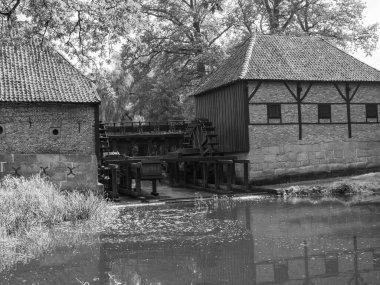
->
xmin=0 ymin=103 xmax=99 ymax=189
xmin=0 ymin=153 xmax=98 ymax=188
xmin=0 ymin=103 xmax=96 ymax=154
xmin=243 ymin=80 xmax=380 ymax=182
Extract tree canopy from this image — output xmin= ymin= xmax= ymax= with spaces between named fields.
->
xmin=114 ymin=0 xmax=378 ymax=122
xmin=1 ymin=0 xmax=378 ymax=122
xmin=0 ymin=0 xmax=141 ymax=65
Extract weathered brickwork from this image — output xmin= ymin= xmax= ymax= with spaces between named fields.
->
xmin=0 ymin=103 xmax=98 ymax=188
xmin=0 ymin=103 xmax=95 ymax=154
xmin=242 ymin=81 xmax=380 ymax=182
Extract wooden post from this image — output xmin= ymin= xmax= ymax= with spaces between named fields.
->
xmin=109 ymin=164 xmax=119 ymax=200
xmin=219 ymin=160 xmax=233 ymax=191
xmin=151 ymin=180 xmax=158 ymax=196
xmin=135 ymin=163 xmax=141 ymax=196
xmin=174 ymin=161 xmax=179 ymax=185
xmin=231 ymin=161 xmax=236 ymax=185
xmin=226 ymin=162 xmax=232 ymax=191
xmin=244 ymin=161 xmax=249 ymax=190
xmin=214 ymin=161 xmax=220 ymax=190
xmin=126 ymin=164 xmax=132 ymax=192
xmin=183 ymin=161 xmax=187 ymax=185
xmin=193 ymin=161 xmax=197 ymax=186
xmin=202 ymin=162 xmax=208 ymax=189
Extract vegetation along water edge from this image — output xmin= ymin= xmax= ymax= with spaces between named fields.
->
xmin=0 ymin=175 xmax=116 ymax=272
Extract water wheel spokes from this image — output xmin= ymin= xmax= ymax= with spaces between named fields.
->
xmin=184 ymin=118 xmax=219 ymax=156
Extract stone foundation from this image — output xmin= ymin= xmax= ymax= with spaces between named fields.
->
xmin=0 ymin=153 xmax=98 ymax=189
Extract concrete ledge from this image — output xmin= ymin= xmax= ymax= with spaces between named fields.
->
xmin=250 ymin=166 xmax=380 ymax=186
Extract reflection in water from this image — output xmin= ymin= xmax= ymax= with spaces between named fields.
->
xmin=1 ymin=199 xmax=380 ymax=284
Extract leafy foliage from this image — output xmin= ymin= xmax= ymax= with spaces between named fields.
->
xmin=1 ymin=0 xmax=378 ymax=122
xmin=110 ymin=0 xmax=378 ymax=122
xmin=0 ymin=0 xmax=141 ymax=65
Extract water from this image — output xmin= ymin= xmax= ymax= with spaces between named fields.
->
xmin=1 ymin=197 xmax=380 ymax=285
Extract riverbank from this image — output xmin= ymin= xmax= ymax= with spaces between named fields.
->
xmin=0 ymin=175 xmax=116 ymax=272
xmin=263 ymin=172 xmax=380 ymax=196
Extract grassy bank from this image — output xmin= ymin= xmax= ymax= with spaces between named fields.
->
xmin=0 ymin=175 xmax=115 ymax=272
xmin=281 ymin=172 xmax=380 ymax=197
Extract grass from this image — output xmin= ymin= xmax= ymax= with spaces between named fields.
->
xmin=0 ymin=175 xmax=116 ymax=272
xmin=282 ymin=177 xmax=379 ymax=198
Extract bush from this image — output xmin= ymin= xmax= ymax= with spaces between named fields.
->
xmin=0 ymin=175 xmax=112 ymax=239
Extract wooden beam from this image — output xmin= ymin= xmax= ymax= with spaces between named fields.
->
xmin=300 ymin=83 xmax=313 ymax=102
xmin=345 ymin=83 xmax=353 ymax=138
xmin=284 ymin=82 xmax=298 ymax=101
xmin=333 ymin=83 xmax=348 ymax=102
xmin=349 ymin=83 xmax=361 ymax=101
xmin=296 ymin=82 xmax=303 ymax=140
xmin=248 ymin=81 xmax=262 ymax=102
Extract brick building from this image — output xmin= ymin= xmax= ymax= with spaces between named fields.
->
xmin=194 ymin=35 xmax=380 ymax=183
xmin=0 ymin=39 xmax=100 ymax=188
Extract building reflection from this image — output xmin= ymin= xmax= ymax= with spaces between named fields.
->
xmin=2 ymin=202 xmax=380 ymax=285
xmin=99 ymin=204 xmax=380 ymax=285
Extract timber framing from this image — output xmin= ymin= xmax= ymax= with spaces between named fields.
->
xmin=248 ymin=81 xmax=262 ymax=102
xmin=334 ymin=83 xmax=361 ymax=138
xmin=248 ymin=82 xmax=379 ymax=137
xmin=283 ymin=81 xmax=313 ymax=140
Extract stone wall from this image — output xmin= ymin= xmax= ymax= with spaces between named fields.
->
xmin=0 ymin=103 xmax=98 ymax=188
xmin=240 ymin=81 xmax=380 ymax=182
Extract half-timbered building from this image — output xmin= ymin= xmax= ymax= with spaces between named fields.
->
xmin=194 ymin=35 xmax=380 ymax=183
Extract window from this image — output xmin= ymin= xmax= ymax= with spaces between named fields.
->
xmin=267 ymin=104 xmax=281 ymax=121
xmin=366 ymin=104 xmax=378 ymax=120
xmin=318 ymin=104 xmax=331 ymax=122
xmin=50 ymin=127 xmax=61 ymax=138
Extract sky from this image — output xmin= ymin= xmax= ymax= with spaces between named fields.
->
xmin=354 ymin=0 xmax=380 ymax=70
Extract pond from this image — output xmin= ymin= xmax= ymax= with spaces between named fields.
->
xmin=1 ymin=197 xmax=380 ymax=285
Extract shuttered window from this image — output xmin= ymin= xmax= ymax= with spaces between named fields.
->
xmin=366 ymin=104 xmax=378 ymax=119
xmin=267 ymin=104 xmax=281 ymax=120
xmin=318 ymin=104 xmax=331 ymax=120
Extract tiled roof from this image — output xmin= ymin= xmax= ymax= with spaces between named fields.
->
xmin=194 ymin=35 xmax=380 ymax=95
xmin=0 ymin=39 xmax=100 ymax=103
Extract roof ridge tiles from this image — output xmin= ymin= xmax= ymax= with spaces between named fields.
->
xmin=239 ymin=35 xmax=256 ymax=79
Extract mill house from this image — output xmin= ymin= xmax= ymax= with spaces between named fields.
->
xmin=194 ymin=35 xmax=380 ymax=183
xmin=0 ymin=38 xmax=100 ymax=189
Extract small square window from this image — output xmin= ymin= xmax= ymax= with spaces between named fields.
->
xmin=318 ymin=104 xmax=331 ymax=121
xmin=366 ymin=104 xmax=378 ymax=119
xmin=267 ymin=104 xmax=281 ymax=120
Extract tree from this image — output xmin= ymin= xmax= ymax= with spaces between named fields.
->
xmin=115 ymin=0 xmax=235 ymax=121
xmin=233 ymin=0 xmax=378 ymax=54
xmin=0 ymin=0 xmax=141 ymax=65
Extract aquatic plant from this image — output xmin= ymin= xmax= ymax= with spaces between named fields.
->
xmin=0 ymin=175 xmax=115 ymax=272
xmin=194 ymin=193 xmax=236 ymax=211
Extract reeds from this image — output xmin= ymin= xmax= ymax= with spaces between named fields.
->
xmin=0 ymin=175 xmax=115 ymax=272
xmin=0 ymin=175 xmax=113 ymax=239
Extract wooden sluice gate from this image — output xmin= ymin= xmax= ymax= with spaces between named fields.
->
xmin=99 ymin=156 xmax=163 ymax=200
xmin=98 ymin=118 xmax=251 ymax=199
xmin=165 ymin=156 xmax=250 ymax=192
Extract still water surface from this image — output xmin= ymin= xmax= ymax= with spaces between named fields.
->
xmin=2 ymin=198 xmax=380 ymax=285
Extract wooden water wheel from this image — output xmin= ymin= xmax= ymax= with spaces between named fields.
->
xmin=182 ymin=118 xmax=219 ymax=156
